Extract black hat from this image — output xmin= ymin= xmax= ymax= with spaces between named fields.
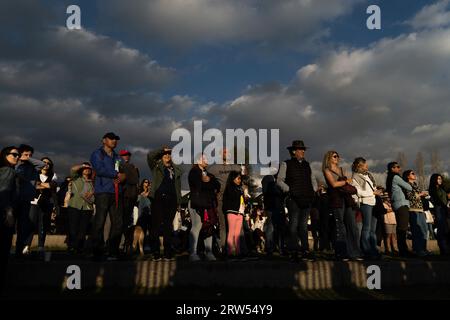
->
xmin=103 ymin=132 xmax=120 ymax=140
xmin=287 ymin=140 xmax=308 ymax=151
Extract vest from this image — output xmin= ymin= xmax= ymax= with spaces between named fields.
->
xmin=285 ymin=158 xmax=314 ymax=206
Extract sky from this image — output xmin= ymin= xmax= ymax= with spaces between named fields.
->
xmin=1 ymin=0 xmax=449 ymax=189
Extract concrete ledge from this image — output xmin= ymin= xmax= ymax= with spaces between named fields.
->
xmin=6 ymin=258 xmax=450 ymax=292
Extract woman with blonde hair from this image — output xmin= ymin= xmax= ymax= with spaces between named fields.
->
xmin=351 ymin=157 xmax=382 ymax=259
xmin=322 ymin=151 xmax=362 ymax=261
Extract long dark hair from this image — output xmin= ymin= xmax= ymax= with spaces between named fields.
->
xmin=386 ymin=161 xmax=398 ymax=197
xmin=402 ymin=170 xmax=413 ymax=182
xmin=0 ymin=146 xmax=19 ymax=168
xmin=428 ymin=173 xmax=442 ymax=200
xmin=139 ymin=178 xmax=151 ymax=193
xmin=250 ymin=205 xmax=265 ymax=221
xmin=224 ymin=171 xmax=241 ymax=193
xmin=40 ymin=157 xmax=55 ymax=181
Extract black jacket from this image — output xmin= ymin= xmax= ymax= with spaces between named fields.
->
xmin=188 ymin=165 xmax=220 ymax=210
xmin=222 ymin=184 xmax=244 ymax=214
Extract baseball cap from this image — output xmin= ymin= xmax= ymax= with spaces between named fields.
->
xmin=103 ymin=132 xmax=120 ymax=140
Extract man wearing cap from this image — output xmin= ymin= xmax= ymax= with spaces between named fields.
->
xmin=119 ymin=149 xmax=140 ymax=252
xmin=147 ymin=146 xmax=182 ymax=260
xmin=277 ymin=140 xmax=317 ymax=262
xmin=90 ymin=132 xmax=126 ymax=260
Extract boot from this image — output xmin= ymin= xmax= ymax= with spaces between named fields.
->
xmin=397 ymin=230 xmax=411 ymax=257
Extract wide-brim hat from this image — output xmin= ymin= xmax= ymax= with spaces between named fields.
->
xmin=78 ymin=163 xmax=93 ymax=174
xmin=287 ymin=140 xmax=308 ymax=151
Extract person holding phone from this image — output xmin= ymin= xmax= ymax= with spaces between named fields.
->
xmin=402 ymin=170 xmax=430 ymax=257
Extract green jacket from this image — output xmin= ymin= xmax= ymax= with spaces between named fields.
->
xmin=68 ymin=170 xmax=95 ymax=211
xmin=147 ymin=148 xmax=183 ymax=205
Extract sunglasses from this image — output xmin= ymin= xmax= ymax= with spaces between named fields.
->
xmin=8 ymin=152 xmax=20 ymax=158
xmin=410 ymin=172 xmax=416 ymax=176
xmin=332 ymin=154 xmax=339 ymax=159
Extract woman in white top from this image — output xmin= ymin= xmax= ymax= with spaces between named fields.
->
xmin=351 ymin=157 xmax=382 ymax=259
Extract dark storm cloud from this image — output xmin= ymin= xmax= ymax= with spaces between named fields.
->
xmin=99 ymin=0 xmax=361 ymax=48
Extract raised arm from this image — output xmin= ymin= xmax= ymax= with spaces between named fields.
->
xmin=393 ymin=175 xmax=413 ymax=192
xmin=147 ymin=148 xmax=163 ymax=170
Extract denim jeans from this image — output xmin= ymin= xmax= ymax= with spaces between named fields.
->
xmin=333 ymin=205 xmax=361 ymax=258
xmin=360 ymin=204 xmax=379 ymax=256
xmin=409 ymin=211 xmax=428 ymax=255
xmin=286 ymin=198 xmax=310 ymax=253
xmin=189 ymin=204 xmax=213 ymax=255
xmin=434 ymin=206 xmax=449 ymax=255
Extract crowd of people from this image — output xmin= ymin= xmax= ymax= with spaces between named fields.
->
xmin=1 ymin=134 xmax=450 ymax=282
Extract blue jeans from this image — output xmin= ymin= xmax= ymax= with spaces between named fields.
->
xmin=286 ymin=198 xmax=310 ymax=253
xmin=434 ymin=206 xmax=449 ymax=254
xmin=360 ymin=204 xmax=379 ymax=256
xmin=333 ymin=204 xmax=361 ymax=258
xmin=409 ymin=212 xmax=427 ymax=255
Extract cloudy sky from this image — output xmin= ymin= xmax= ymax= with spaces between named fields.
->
xmin=1 ymin=0 xmax=449 ymax=187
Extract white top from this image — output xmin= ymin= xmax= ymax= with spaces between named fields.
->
xmin=351 ymin=173 xmax=376 ymax=206
xmin=30 ymin=174 xmax=57 ymax=205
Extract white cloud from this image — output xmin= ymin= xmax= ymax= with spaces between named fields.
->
xmin=408 ymin=0 xmax=450 ymax=29
xmin=214 ymin=18 xmax=450 ymax=173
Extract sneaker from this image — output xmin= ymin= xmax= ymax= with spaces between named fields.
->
xmin=301 ymin=252 xmax=316 ymax=262
xmin=336 ymin=256 xmax=350 ymax=262
xmin=205 ymin=253 xmax=217 ymax=261
xmin=152 ymin=253 xmax=162 ymax=261
xmin=189 ymin=254 xmax=201 ymax=262
xmin=22 ymin=245 xmax=30 ymax=255
xmin=163 ymin=255 xmax=175 ymax=261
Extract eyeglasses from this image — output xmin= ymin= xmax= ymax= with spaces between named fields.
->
xmin=8 ymin=152 xmax=20 ymax=158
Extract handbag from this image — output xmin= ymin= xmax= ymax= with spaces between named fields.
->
xmin=200 ymin=208 xmax=218 ymax=238
xmin=332 ymin=168 xmax=357 ymax=195
xmin=340 ymin=183 xmax=357 ymax=195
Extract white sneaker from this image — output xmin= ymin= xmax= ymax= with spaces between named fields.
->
xmin=22 ymin=245 xmax=30 ymax=255
xmin=189 ymin=254 xmax=201 ymax=262
xmin=205 ymin=253 xmax=217 ymax=261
